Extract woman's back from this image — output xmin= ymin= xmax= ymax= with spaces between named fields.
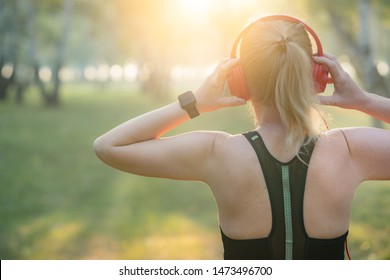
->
xmin=209 ymin=128 xmax=361 ymax=241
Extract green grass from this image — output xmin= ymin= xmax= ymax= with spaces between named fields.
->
xmin=0 ymin=83 xmax=389 ymax=259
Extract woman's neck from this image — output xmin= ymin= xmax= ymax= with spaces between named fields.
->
xmin=252 ymin=102 xmax=286 ymax=130
xmin=252 ymin=102 xmax=298 ymax=161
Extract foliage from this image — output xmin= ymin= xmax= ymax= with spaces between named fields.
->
xmin=1 ymin=0 xmax=390 ymax=104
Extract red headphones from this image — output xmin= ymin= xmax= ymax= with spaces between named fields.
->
xmin=227 ymin=15 xmax=330 ymax=100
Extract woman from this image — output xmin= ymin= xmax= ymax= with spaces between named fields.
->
xmin=94 ymin=16 xmax=390 ymax=259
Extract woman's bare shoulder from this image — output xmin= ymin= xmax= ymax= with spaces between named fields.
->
xmin=316 ymin=127 xmax=390 ymax=181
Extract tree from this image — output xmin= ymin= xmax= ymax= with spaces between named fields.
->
xmin=0 ymin=0 xmax=74 ymax=107
xmin=26 ymin=0 xmax=73 ymax=107
xmin=0 ymin=0 xmax=19 ymax=101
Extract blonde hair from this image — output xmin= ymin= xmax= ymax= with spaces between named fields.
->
xmin=240 ymin=19 xmax=323 ymax=155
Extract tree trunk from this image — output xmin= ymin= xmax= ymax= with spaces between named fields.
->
xmin=24 ymin=0 xmax=49 ymax=105
xmin=25 ymin=0 xmax=73 ymax=107
xmin=0 ymin=0 xmax=19 ymax=101
xmin=49 ymin=0 xmax=73 ymax=107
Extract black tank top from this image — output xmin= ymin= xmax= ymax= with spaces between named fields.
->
xmin=220 ymin=131 xmax=348 ymax=260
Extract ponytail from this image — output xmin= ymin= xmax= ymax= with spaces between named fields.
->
xmin=275 ymin=41 xmax=321 ymax=153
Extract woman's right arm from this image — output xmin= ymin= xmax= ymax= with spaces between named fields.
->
xmin=315 ymin=54 xmax=390 ymax=182
xmin=355 ymin=92 xmax=390 ymax=124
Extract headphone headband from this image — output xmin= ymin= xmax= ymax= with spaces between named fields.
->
xmin=231 ymin=15 xmax=324 ymax=58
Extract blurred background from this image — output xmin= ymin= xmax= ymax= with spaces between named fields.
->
xmin=0 ymin=0 xmax=389 ymax=259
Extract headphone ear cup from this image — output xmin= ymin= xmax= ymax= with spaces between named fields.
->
xmin=227 ymin=64 xmax=250 ymax=100
xmin=313 ymin=63 xmax=329 ymax=93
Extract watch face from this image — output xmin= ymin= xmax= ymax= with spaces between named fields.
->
xmin=178 ymin=91 xmax=199 ymax=118
xmin=179 ymin=91 xmax=196 ymax=107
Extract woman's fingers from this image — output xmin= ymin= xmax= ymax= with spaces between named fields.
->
xmin=313 ymin=55 xmax=341 ymax=81
xmin=215 ymin=58 xmax=240 ymax=82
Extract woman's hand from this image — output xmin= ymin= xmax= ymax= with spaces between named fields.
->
xmin=195 ymin=58 xmax=247 ymax=113
xmin=315 ymin=53 xmax=390 ymax=124
xmin=314 ymin=54 xmax=368 ymax=110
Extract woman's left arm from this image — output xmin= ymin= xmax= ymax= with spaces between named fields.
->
xmin=93 ymin=58 xmax=246 ymax=181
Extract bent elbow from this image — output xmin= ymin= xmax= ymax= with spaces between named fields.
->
xmin=93 ymin=137 xmax=136 ymax=173
xmin=93 ymin=136 xmax=111 ymax=163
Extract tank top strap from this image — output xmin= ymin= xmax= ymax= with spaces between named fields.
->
xmin=243 ymin=131 xmax=315 ymax=165
xmin=242 ymin=130 xmax=316 ymax=259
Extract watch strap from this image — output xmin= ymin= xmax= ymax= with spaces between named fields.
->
xmin=184 ymin=104 xmax=200 ymax=119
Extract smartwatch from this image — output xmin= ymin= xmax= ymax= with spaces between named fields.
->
xmin=178 ymin=91 xmax=200 ymax=119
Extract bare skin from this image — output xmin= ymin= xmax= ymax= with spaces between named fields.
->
xmin=94 ymin=54 xmax=390 ymax=241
